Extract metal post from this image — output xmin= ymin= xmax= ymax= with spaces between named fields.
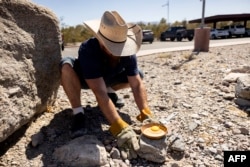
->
xmin=201 ymin=0 xmax=206 ymax=28
xmin=167 ymin=0 xmax=169 ymax=25
xmin=162 ymin=1 xmax=169 ymax=25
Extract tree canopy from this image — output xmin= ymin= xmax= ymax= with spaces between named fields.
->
xmin=60 ymin=18 xmax=250 ymax=44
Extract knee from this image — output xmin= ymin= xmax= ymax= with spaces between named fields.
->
xmin=60 ymin=64 xmax=77 ymax=81
xmin=61 ymin=63 xmax=73 ymax=74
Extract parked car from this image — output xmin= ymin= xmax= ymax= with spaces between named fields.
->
xmin=142 ymin=30 xmax=154 ymax=43
xmin=210 ymin=28 xmax=229 ymax=39
xmin=160 ymin=26 xmax=194 ymax=41
xmin=245 ymin=28 xmax=250 ymax=37
xmin=223 ymin=25 xmax=245 ymax=37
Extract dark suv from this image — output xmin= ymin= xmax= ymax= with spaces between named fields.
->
xmin=142 ymin=30 xmax=154 ymax=43
xmin=160 ymin=26 xmax=194 ymax=41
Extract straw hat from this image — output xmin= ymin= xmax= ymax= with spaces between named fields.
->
xmin=84 ymin=11 xmax=142 ymax=56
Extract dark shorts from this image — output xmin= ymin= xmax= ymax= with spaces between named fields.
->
xmin=60 ymin=57 xmax=144 ymax=89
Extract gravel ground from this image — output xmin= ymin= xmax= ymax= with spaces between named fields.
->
xmin=0 ymin=44 xmax=249 ymax=167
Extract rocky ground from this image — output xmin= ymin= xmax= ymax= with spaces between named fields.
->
xmin=0 ymin=44 xmax=249 ymax=167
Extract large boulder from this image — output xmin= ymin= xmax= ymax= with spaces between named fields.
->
xmin=53 ymin=135 xmax=108 ymax=167
xmin=235 ymin=74 xmax=250 ymax=100
xmin=0 ymin=0 xmax=61 ymax=142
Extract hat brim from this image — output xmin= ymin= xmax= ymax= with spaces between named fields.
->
xmin=84 ymin=20 xmax=141 ymax=57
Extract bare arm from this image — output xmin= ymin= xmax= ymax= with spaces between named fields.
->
xmin=127 ymin=74 xmax=149 ymax=111
xmin=85 ymin=77 xmax=121 ymax=124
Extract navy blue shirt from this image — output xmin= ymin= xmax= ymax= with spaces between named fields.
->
xmin=78 ymin=38 xmax=139 ymax=80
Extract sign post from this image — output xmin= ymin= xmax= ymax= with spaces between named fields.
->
xmin=162 ymin=1 xmax=170 ymax=26
xmin=201 ymin=0 xmax=205 ymax=28
xmin=194 ymin=0 xmax=210 ymax=52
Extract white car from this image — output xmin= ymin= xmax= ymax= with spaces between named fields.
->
xmin=223 ymin=25 xmax=245 ymax=37
xmin=210 ymin=29 xmax=229 ymax=39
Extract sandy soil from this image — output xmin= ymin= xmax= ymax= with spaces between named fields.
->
xmin=0 ymin=44 xmax=249 ymax=167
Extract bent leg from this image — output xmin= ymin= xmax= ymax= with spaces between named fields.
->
xmin=60 ymin=59 xmax=87 ymax=138
xmin=106 ymin=70 xmax=144 ymax=108
xmin=61 ymin=63 xmax=82 ymax=108
xmin=109 ymin=70 xmax=144 ymax=91
xmin=111 ymin=83 xmax=129 ymax=91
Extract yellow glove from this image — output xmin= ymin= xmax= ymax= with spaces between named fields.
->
xmin=136 ymin=108 xmax=153 ymax=122
xmin=109 ymin=118 xmax=129 ymax=136
xmin=137 ymin=108 xmax=160 ymax=124
xmin=109 ymin=118 xmax=140 ymax=160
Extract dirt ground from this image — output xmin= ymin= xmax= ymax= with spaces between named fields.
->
xmin=0 ymin=44 xmax=249 ymax=167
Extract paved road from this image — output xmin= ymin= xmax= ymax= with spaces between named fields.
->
xmin=62 ymin=37 xmax=250 ymax=57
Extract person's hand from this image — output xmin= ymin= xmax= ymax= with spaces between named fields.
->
xmin=116 ymin=126 xmax=139 ymax=160
xmin=136 ymin=108 xmax=159 ymax=124
xmin=109 ymin=118 xmax=140 ymax=160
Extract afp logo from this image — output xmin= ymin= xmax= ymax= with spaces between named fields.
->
xmin=224 ymin=151 xmax=250 ymax=167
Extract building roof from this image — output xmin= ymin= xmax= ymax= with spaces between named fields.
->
xmin=189 ymin=13 xmax=250 ymax=23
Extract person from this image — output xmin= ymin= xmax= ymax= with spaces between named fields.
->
xmin=60 ymin=11 xmax=155 ymax=159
